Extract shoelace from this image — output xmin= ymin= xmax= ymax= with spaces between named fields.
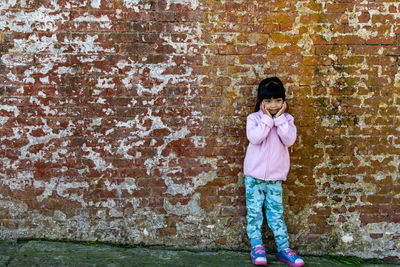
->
xmin=284 ymin=249 xmax=296 ymax=257
xmin=255 ymin=248 xmax=265 ymax=254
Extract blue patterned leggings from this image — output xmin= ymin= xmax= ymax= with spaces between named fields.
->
xmin=245 ymin=176 xmax=289 ymax=252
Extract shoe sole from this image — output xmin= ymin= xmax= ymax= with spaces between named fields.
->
xmin=277 ymin=257 xmax=304 ymax=267
xmin=251 ymin=258 xmax=267 ymax=265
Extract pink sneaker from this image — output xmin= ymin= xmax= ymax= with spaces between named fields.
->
xmin=250 ymin=245 xmax=267 ymax=265
xmin=277 ymin=248 xmax=304 ymax=267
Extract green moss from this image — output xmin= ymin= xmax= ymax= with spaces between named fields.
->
xmin=325 ymin=254 xmax=398 ymax=265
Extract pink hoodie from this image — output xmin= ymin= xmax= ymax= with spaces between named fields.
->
xmin=244 ymin=110 xmax=297 ymax=181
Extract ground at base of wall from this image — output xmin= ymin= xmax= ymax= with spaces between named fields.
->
xmin=0 ymin=240 xmax=398 ymax=267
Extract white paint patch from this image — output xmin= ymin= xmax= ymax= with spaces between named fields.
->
xmin=29 ymin=96 xmax=58 ymax=116
xmin=164 ymin=170 xmax=216 ymax=196
xmin=0 ymin=7 xmax=67 ymax=33
xmin=82 ymin=144 xmax=114 ymax=172
xmin=6 ymin=72 xmax=19 ymax=82
xmin=124 ymin=0 xmax=140 ymax=9
xmin=96 ymin=97 xmax=106 ymax=104
xmin=95 ymin=199 xmax=114 ymax=209
xmin=342 ymin=234 xmax=354 ymax=243
xmin=0 ymin=200 xmax=28 ymax=218
xmin=38 ymin=91 xmax=46 ymax=98
xmin=3 ymin=34 xmax=69 ymax=86
xmin=91 ymin=0 xmax=101 ymax=8
xmin=130 ymin=98 xmax=137 ymax=106
xmin=53 ymin=210 xmax=66 ymax=221
xmin=77 ymin=55 xmax=102 ymax=63
xmin=55 ymin=67 xmax=76 ymax=75
xmin=121 ymin=60 xmax=193 ymax=96
xmin=144 ymin=126 xmax=191 ymax=174
xmin=96 ymin=78 xmax=115 ymax=89
xmin=103 ymin=108 xmax=114 ymax=116
xmin=0 ymin=117 xmax=9 ymax=125
xmin=104 ymin=178 xmax=137 ymax=195
xmin=11 ymin=34 xmax=59 ymax=54
xmin=116 ymin=9 xmax=122 ymax=18
xmin=297 ymin=34 xmax=313 ymax=55
xmin=1 ymin=54 xmax=33 ymax=67
xmin=73 ymin=14 xmax=111 ymax=29
xmin=165 ymin=0 xmax=199 ymax=10
xmin=394 ymin=73 xmax=400 ymax=88
xmin=90 ymin=118 xmax=102 ymax=127
xmin=123 ymin=0 xmax=151 ymax=12
xmin=109 ymin=209 xmax=123 ymax=217
xmin=0 ymin=105 xmax=20 ymax=117
xmin=65 ymin=35 xmax=115 ymax=54
xmin=159 ymin=33 xmax=190 ymax=54
xmin=2 ymin=171 xmax=34 ymax=191
xmin=163 ymin=193 xmax=202 ymax=216
xmin=40 ymin=76 xmax=50 ymax=84
xmin=190 ymin=136 xmax=205 ymax=147
xmin=105 ymin=129 xmax=114 ymax=136
xmin=0 ymin=0 xmax=17 ymax=10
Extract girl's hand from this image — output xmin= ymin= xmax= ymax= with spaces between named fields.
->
xmin=261 ymin=102 xmax=272 ymax=118
xmin=275 ymin=101 xmax=287 ymax=117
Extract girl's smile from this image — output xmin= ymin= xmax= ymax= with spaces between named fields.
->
xmin=262 ymin=98 xmax=284 ymax=115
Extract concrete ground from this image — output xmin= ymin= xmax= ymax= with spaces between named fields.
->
xmin=0 ymin=240 xmax=398 ymax=267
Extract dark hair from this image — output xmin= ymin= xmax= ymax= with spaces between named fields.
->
xmin=255 ymin=77 xmax=285 ymax=112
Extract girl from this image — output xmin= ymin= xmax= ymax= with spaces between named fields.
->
xmin=244 ymin=77 xmax=304 ymax=267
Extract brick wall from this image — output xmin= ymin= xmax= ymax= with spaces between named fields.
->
xmin=1 ymin=0 xmax=399 ymax=259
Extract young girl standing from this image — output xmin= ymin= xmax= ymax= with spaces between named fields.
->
xmin=244 ymin=77 xmax=304 ymax=267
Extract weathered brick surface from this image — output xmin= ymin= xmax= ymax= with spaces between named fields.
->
xmin=0 ymin=0 xmax=399 ymax=259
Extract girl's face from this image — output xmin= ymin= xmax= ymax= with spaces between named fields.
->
xmin=262 ymin=98 xmax=284 ymax=115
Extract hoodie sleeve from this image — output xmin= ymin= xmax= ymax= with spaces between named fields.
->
xmin=274 ymin=113 xmax=297 ymax=147
xmin=246 ymin=113 xmax=274 ymax=145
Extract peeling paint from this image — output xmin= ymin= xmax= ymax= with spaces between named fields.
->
xmin=166 ymin=0 xmax=199 ymax=10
